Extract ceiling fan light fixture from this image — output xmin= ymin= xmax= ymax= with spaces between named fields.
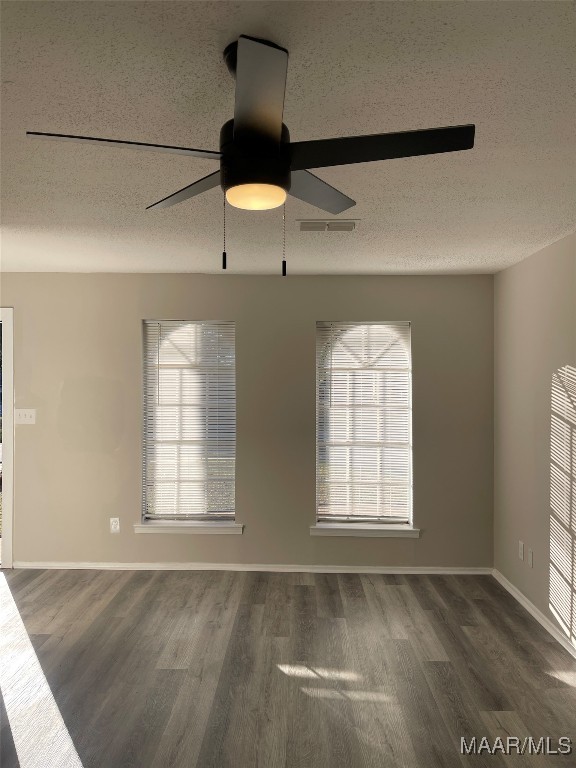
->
xmin=226 ymin=183 xmax=287 ymax=210
xmin=27 ymin=36 xmax=475 ymax=216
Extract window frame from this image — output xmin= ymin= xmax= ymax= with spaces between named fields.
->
xmin=136 ymin=319 xmax=242 ymax=535
xmin=313 ymin=321 xmax=419 ymax=537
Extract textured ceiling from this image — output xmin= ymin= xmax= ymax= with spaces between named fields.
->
xmin=1 ymin=1 xmax=575 ymax=274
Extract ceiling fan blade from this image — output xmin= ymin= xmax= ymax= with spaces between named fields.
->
xmin=289 ymin=170 xmax=356 ymax=214
xmin=146 ymin=171 xmax=221 ymax=210
xmin=233 ymin=36 xmax=288 ymax=145
xmin=27 ymin=132 xmax=221 ymax=160
xmin=290 ymin=124 xmax=475 ymax=171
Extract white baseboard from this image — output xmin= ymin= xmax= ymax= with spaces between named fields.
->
xmin=12 ymin=561 xmax=492 ymax=575
xmin=492 ymin=569 xmax=576 ymax=660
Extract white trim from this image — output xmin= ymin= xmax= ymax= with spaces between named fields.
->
xmin=1 ymin=308 xmax=14 ymax=568
xmin=492 ymin=569 xmax=576 ymax=660
xmin=134 ymin=520 xmax=243 ymax=535
xmin=12 ymin=562 xmax=491 ymax=574
xmin=311 ymin=523 xmax=420 ymax=538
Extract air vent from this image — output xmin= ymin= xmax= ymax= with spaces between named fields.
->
xmin=300 ymin=221 xmax=328 ymax=231
xmin=327 ymin=221 xmax=356 ymax=232
xmin=299 ymin=220 xmax=357 ymax=232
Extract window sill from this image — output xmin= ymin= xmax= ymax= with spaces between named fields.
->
xmin=310 ymin=523 xmax=420 ymax=538
xmin=134 ymin=521 xmax=244 ymax=535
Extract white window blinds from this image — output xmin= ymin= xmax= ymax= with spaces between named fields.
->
xmin=143 ymin=321 xmax=235 ymax=520
xmin=316 ymin=322 xmax=412 ymax=523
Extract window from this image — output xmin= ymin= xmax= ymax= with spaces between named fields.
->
xmin=316 ymin=322 xmax=412 ymax=525
xmin=142 ymin=320 xmax=235 ymax=521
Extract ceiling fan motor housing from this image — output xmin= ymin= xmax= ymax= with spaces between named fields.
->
xmin=219 ymin=119 xmax=291 ymax=194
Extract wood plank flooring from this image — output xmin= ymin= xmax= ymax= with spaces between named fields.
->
xmin=1 ymin=570 xmax=575 ymax=768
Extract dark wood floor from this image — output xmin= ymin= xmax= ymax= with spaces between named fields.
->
xmin=1 ymin=569 xmax=575 ymax=768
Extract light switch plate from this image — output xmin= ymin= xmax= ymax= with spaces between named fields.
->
xmin=15 ymin=408 xmax=36 ymax=425
xmin=519 ymin=540 xmax=524 ymax=560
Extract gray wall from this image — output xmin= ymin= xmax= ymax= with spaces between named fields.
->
xmin=494 ymin=233 xmax=576 ymax=625
xmin=2 ymin=273 xmax=494 ymax=567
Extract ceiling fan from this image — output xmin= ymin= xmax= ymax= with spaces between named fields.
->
xmin=27 ymin=35 xmax=475 ymax=215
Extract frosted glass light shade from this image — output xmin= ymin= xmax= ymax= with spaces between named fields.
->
xmin=226 ymin=184 xmax=287 ymax=210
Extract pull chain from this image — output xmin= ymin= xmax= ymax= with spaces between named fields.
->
xmin=281 ymin=203 xmax=286 ymax=276
xmin=222 ymin=194 xmax=227 ymax=270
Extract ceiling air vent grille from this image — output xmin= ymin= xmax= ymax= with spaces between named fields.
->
xmin=300 ymin=221 xmax=328 ymax=231
xmin=299 ymin=220 xmax=357 ymax=232
xmin=327 ymin=221 xmax=356 ymax=232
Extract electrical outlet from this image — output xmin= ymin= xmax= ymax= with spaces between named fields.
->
xmin=15 ymin=408 xmax=36 ymax=425
xmin=110 ymin=517 xmax=120 ymax=534
xmin=528 ymin=549 xmax=533 ymax=568
xmin=519 ymin=540 xmax=524 ymax=561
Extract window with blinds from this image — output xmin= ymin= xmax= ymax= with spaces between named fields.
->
xmin=316 ymin=322 xmax=412 ymax=523
xmin=142 ymin=320 xmax=235 ymax=520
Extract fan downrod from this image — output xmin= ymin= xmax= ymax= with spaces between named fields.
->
xmin=223 ymin=36 xmax=287 ymax=78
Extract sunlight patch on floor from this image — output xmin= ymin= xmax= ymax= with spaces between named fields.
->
xmin=0 ymin=573 xmax=84 ymax=768
xmin=546 ymin=667 xmax=576 ymax=686
xmin=300 ymin=687 xmax=390 ymax=702
xmin=277 ymin=663 xmax=361 ymax=681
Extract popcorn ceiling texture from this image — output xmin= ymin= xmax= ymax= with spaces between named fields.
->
xmin=1 ymin=1 xmax=575 ymax=274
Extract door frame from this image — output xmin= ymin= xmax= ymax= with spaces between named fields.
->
xmin=1 ymin=307 xmax=14 ymax=568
